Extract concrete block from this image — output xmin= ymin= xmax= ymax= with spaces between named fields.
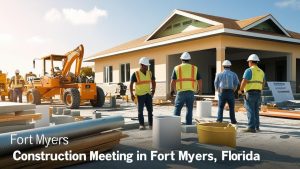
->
xmin=71 ymin=110 xmax=80 ymax=116
xmin=63 ymin=109 xmax=71 ymax=115
xmin=57 ymin=107 xmax=65 ymax=115
xmin=34 ymin=105 xmax=50 ymax=128
xmin=181 ymin=125 xmax=197 ymax=133
xmin=52 ymin=107 xmax=58 ymax=114
xmin=50 ymin=115 xmax=75 ymax=125
xmin=0 ymin=102 xmax=36 ymax=114
xmin=122 ymin=121 xmax=149 ymax=130
xmin=93 ymin=111 xmax=102 ymax=119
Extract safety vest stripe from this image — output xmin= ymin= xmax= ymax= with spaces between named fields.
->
xmin=191 ymin=65 xmax=195 ymax=89
xmin=136 ymin=71 xmax=141 ymax=82
xmin=136 ymin=81 xmax=151 ymax=85
xmin=178 ymin=66 xmax=183 ymax=89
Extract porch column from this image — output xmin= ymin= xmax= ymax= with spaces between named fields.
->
xmin=215 ymin=47 xmax=226 ymax=99
xmin=216 ymin=47 xmax=226 ymax=74
xmin=287 ymin=54 xmax=292 ymax=82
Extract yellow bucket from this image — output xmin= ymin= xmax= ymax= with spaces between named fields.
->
xmin=196 ymin=122 xmax=237 ymax=148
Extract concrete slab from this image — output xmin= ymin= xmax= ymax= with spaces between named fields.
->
xmin=0 ymin=102 xmax=35 ymax=114
xmin=181 ymin=125 xmax=197 ymax=133
xmin=0 ymin=123 xmax=35 ymax=133
xmin=50 ymin=115 xmax=75 ymax=125
xmin=71 ymin=110 xmax=80 ymax=116
xmin=63 ymin=109 xmax=71 ymax=115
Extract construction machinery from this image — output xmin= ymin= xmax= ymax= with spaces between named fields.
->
xmin=0 ymin=72 xmax=12 ymax=101
xmin=25 ymin=44 xmax=105 ymax=109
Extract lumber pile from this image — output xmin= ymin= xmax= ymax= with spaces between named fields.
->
xmin=0 ymin=130 xmax=124 ymax=169
xmin=0 ymin=102 xmax=40 ymax=133
xmin=153 ymin=99 xmax=172 ymax=106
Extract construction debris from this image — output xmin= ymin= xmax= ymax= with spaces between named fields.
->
xmin=0 ymin=102 xmax=40 ymax=133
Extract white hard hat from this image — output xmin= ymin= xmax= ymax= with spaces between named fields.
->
xmin=222 ymin=60 xmax=232 ymax=66
xmin=15 ymin=69 xmax=20 ymax=74
xmin=180 ymin=52 xmax=191 ymax=60
xmin=139 ymin=57 xmax=150 ymax=66
xmin=247 ymin=54 xmax=260 ymax=62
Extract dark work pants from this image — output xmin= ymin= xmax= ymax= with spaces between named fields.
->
xmin=13 ymin=88 xmax=23 ymax=103
xmin=137 ymin=93 xmax=153 ymax=126
xmin=217 ymin=90 xmax=237 ymax=123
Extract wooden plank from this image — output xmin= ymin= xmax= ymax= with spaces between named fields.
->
xmin=0 ymin=102 xmax=36 ymax=114
xmin=260 ymin=111 xmax=300 ymax=119
xmin=0 ymin=131 xmax=122 ymax=168
xmin=0 ymin=113 xmax=42 ymax=123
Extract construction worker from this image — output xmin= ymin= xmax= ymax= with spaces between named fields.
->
xmin=170 ymin=52 xmax=202 ymax=125
xmin=9 ymin=69 xmax=25 ymax=103
xmin=239 ymin=54 xmax=265 ymax=133
xmin=130 ymin=57 xmax=156 ymax=130
xmin=214 ymin=60 xmax=239 ymax=124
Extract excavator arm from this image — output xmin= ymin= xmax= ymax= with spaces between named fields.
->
xmin=61 ymin=44 xmax=84 ymax=77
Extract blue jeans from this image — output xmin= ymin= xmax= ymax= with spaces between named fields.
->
xmin=244 ymin=91 xmax=261 ymax=129
xmin=174 ymin=91 xmax=194 ymax=125
xmin=137 ymin=93 xmax=153 ymax=126
xmin=217 ymin=90 xmax=237 ymax=123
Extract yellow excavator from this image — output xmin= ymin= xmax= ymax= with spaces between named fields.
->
xmin=0 ymin=71 xmax=11 ymax=101
xmin=25 ymin=44 xmax=105 ymax=109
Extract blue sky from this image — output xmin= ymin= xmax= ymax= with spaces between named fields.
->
xmin=0 ymin=0 xmax=299 ymax=76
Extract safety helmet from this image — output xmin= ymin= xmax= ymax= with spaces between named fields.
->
xmin=15 ymin=69 xmax=20 ymax=74
xmin=139 ymin=57 xmax=150 ymax=66
xmin=247 ymin=54 xmax=260 ymax=62
xmin=222 ymin=60 xmax=232 ymax=66
xmin=180 ymin=52 xmax=191 ymax=60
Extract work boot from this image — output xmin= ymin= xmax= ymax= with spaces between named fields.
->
xmin=256 ymin=127 xmax=260 ymax=132
xmin=242 ymin=128 xmax=256 ymax=133
xmin=149 ymin=126 xmax=152 ymax=130
xmin=231 ymin=121 xmax=238 ymax=124
xmin=139 ymin=125 xmax=145 ymax=130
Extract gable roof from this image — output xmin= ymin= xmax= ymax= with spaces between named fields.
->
xmin=84 ymin=9 xmax=300 ymax=62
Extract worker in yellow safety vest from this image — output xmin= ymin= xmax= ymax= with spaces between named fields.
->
xmin=130 ymin=57 xmax=156 ymax=130
xmin=170 ymin=52 xmax=202 ymax=125
xmin=9 ymin=69 xmax=25 ymax=103
xmin=239 ymin=54 xmax=265 ymax=133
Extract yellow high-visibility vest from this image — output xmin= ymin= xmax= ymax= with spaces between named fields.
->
xmin=244 ymin=65 xmax=264 ymax=92
xmin=175 ymin=63 xmax=198 ymax=92
xmin=11 ymin=75 xmax=24 ymax=88
xmin=135 ymin=70 xmax=152 ymax=96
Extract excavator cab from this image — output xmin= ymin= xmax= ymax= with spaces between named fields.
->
xmin=26 ymin=44 xmax=105 ymax=109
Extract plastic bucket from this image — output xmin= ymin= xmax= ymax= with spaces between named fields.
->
xmin=197 ymin=122 xmax=237 ymax=148
xmin=153 ymin=116 xmax=181 ymax=150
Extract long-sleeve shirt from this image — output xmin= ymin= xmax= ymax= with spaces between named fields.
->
xmin=214 ymin=68 xmax=240 ymax=91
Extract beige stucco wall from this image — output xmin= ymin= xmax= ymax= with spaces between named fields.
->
xmin=93 ymin=34 xmax=300 ymax=99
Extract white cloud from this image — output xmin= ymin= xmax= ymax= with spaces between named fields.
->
xmin=44 ymin=7 xmax=107 ymax=25
xmin=27 ymin=36 xmax=49 ymax=44
xmin=44 ymin=8 xmax=62 ymax=22
xmin=275 ymin=0 xmax=300 ymax=9
xmin=0 ymin=33 xmax=13 ymax=44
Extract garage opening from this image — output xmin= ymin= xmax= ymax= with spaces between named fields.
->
xmin=167 ymin=49 xmax=216 ymax=95
xmin=226 ymin=48 xmax=290 ymax=83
